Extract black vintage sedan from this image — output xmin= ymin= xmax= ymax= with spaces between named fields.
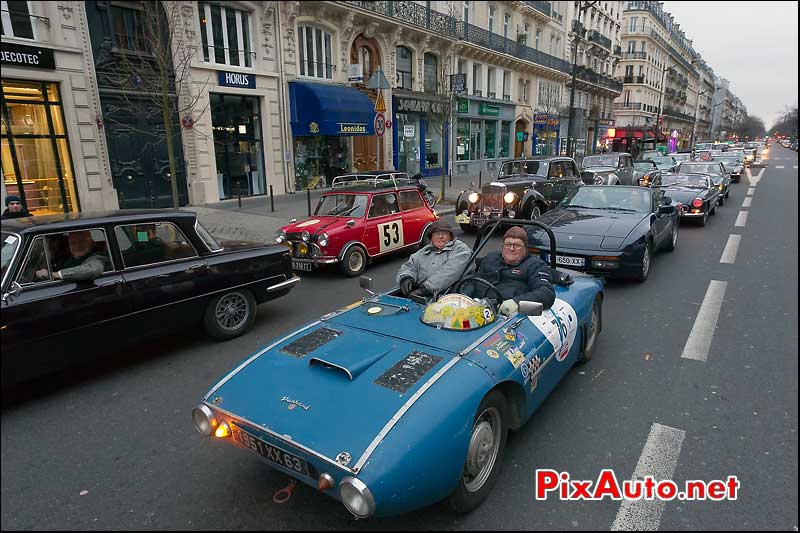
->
xmin=658 ymin=173 xmax=721 ymax=227
xmin=1 ymin=210 xmax=299 ymax=390
xmin=526 ymin=186 xmax=679 ymax=281
xmin=455 ymin=157 xmax=582 ymax=232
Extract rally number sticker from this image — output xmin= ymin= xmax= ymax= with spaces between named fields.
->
xmin=378 ymin=220 xmax=404 ymax=253
xmin=527 ymin=298 xmax=578 ymax=362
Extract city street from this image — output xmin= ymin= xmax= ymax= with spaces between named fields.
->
xmin=1 ymin=145 xmax=796 ymax=530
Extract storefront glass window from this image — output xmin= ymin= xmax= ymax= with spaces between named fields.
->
xmin=469 ymin=120 xmax=482 ymax=161
xmin=484 ymin=121 xmax=497 ymax=159
xmin=210 ymin=93 xmax=267 ymax=199
xmin=1 ymin=80 xmax=79 ymax=215
xmin=293 ymin=136 xmax=349 ymax=189
xmin=397 ymin=113 xmax=421 ymax=175
xmin=424 ymin=119 xmax=443 ymax=172
xmin=456 ymin=118 xmax=470 ymax=161
xmin=500 ymin=120 xmax=511 ymax=157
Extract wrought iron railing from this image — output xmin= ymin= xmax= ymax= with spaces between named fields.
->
xmin=623 ymin=51 xmax=648 ymax=60
xmin=663 ymin=107 xmax=694 ymax=122
xmin=576 ymin=66 xmax=623 ymax=92
xmin=587 ymin=29 xmax=611 ymax=50
xmin=648 ymin=29 xmax=695 ymax=73
xmin=523 ymin=1 xmax=552 ymax=17
xmin=613 ymin=102 xmax=642 ymax=110
xmin=345 ymin=1 xmax=456 ymax=36
xmin=623 ymin=75 xmax=645 ymax=84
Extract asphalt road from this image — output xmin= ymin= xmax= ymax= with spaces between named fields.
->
xmin=2 ymin=146 xmax=797 ymax=530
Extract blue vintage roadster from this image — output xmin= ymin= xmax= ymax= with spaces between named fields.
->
xmin=192 ymin=219 xmax=604 ymax=518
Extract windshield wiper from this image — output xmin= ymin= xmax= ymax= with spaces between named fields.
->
xmin=567 ymin=204 xmax=601 ymax=209
xmin=604 ymin=207 xmax=638 ymax=212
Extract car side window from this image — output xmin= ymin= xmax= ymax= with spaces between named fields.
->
xmin=115 ymin=222 xmax=197 ymax=268
xmin=368 ymin=193 xmax=399 ymax=218
xmin=548 ymin=162 xmax=563 ymax=178
xmin=17 ymin=236 xmax=50 ymax=285
xmin=564 ymin=161 xmax=577 ymax=177
xmin=398 ymin=190 xmax=424 ymax=211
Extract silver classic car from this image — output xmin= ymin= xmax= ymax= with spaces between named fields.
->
xmin=579 ymin=152 xmax=636 ymax=185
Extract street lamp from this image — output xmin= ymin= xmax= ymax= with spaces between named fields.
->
xmin=566 ymin=0 xmax=598 ymax=159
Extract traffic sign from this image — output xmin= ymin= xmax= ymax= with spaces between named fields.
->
xmin=374 ymin=89 xmax=386 ymax=113
xmin=374 ymin=113 xmax=386 ymax=137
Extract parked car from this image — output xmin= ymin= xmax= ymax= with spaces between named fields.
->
xmin=192 ymin=218 xmax=604 ymax=518
xmin=527 ymin=186 xmax=679 ymax=281
xmin=455 ymin=157 xmax=582 ymax=232
xmin=658 ymin=173 xmax=720 ymax=226
xmin=633 ymin=160 xmax=663 ymax=187
xmin=671 ymin=152 xmax=692 ymax=165
xmin=647 ymin=155 xmax=678 ymax=173
xmin=676 ymin=161 xmax=731 ymax=204
xmin=278 ymin=179 xmax=437 ymax=277
xmin=1 ymin=210 xmax=299 ymax=390
xmin=579 ymin=152 xmax=636 ymax=185
xmin=331 ymin=171 xmax=436 ymax=209
xmin=714 ymin=155 xmax=743 ymax=183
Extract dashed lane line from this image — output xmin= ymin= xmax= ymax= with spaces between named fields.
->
xmin=742 ymin=197 xmax=752 ymax=208
xmin=720 ymin=234 xmax=742 ymax=264
xmin=735 ymin=211 xmax=748 ymax=227
xmin=681 ymin=280 xmax=728 ymax=362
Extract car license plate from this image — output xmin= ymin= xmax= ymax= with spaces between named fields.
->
xmin=546 ymin=254 xmax=586 ymax=267
xmin=230 ymin=423 xmax=310 ymax=477
xmin=455 ymin=214 xmax=470 ymax=224
xmin=292 ymin=261 xmax=312 ymax=271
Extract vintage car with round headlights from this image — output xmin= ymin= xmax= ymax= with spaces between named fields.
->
xmin=579 ymin=152 xmax=636 ymax=186
xmin=192 ymin=219 xmax=604 ymax=518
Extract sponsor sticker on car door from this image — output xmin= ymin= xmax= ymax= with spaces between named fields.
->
xmin=378 ymin=220 xmax=404 ymax=253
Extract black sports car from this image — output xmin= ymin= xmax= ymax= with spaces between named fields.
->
xmin=526 ymin=186 xmax=679 ymax=281
xmin=658 ymin=173 xmax=721 ymax=227
xmin=676 ymin=161 xmax=731 ymax=205
xmin=714 ymin=156 xmax=743 ymax=183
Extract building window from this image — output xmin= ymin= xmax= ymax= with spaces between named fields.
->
xmin=523 ymin=23 xmax=529 ymax=45
xmin=488 ymin=5 xmax=495 ymax=33
xmin=472 ymin=63 xmax=482 ymax=95
xmin=503 ymin=13 xmax=510 ymax=39
xmin=463 ymin=0 xmax=470 ymax=24
xmin=298 ymin=26 xmax=333 ymax=79
xmin=487 ymin=67 xmax=496 ymax=98
xmin=502 ymin=70 xmax=511 ymax=100
xmin=535 ymin=27 xmax=541 ymax=49
xmin=199 ymin=2 xmax=253 ymax=68
xmin=1 ymin=80 xmax=80 ymax=215
xmin=500 ymin=121 xmax=511 ymax=158
xmin=110 ymin=4 xmax=146 ymax=52
xmin=629 ymin=16 xmax=637 ymax=33
xmin=396 ymin=46 xmax=413 ymax=90
xmin=0 ymin=0 xmax=34 ymax=39
xmin=423 ymin=53 xmax=438 ymax=93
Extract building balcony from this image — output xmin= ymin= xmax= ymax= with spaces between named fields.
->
xmin=613 ymin=102 xmax=643 ymax=110
xmin=574 ymin=65 xmax=623 ymax=93
xmin=622 ymin=51 xmax=648 ymax=60
xmin=663 ymin=107 xmax=695 ymax=122
xmin=623 ymin=75 xmax=646 ymax=84
xmin=587 ymin=29 xmax=612 ymax=51
xmin=522 ymin=0 xmax=551 ymax=18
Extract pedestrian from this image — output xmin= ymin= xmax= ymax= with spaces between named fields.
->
xmin=2 ymin=195 xmax=32 ymax=219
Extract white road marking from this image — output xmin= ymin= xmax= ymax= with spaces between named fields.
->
xmin=794 ymin=166 xmax=798 ymax=169
xmin=745 ymin=166 xmax=765 ymax=186
xmin=747 ymin=187 xmax=756 ymax=197
xmin=681 ymin=280 xmax=728 ymax=362
xmin=611 ymin=423 xmax=686 ymax=531
xmin=775 ymin=166 xmax=785 ymax=169
xmin=720 ymin=234 xmax=742 ymax=264
xmin=735 ymin=211 xmax=748 ymax=227
xmin=741 ymin=197 xmax=752 ymax=208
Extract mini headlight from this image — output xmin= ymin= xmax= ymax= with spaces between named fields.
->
xmin=191 ymin=404 xmax=217 ymax=436
xmin=468 ymin=192 xmax=480 ymax=204
xmin=276 ymin=229 xmax=286 ymax=244
xmin=503 ymin=191 xmax=517 ymax=204
xmin=317 ymin=232 xmax=329 ymax=247
xmin=301 ymin=230 xmax=310 ymax=242
xmin=339 ymin=478 xmax=375 ymax=518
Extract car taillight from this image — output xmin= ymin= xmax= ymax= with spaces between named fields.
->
xmin=692 ymin=198 xmax=703 ymax=208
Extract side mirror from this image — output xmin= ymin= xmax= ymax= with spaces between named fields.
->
xmin=663 ymin=196 xmax=672 ymax=205
xmin=1 ymin=281 xmax=22 ymax=302
xmin=659 ymin=205 xmax=676 ymax=215
xmin=359 ymin=276 xmax=375 ymax=295
xmin=518 ymin=301 xmax=543 ymax=317
xmin=346 ymin=219 xmax=356 ymax=227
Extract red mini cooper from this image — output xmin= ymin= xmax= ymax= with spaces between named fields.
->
xmin=277 ymin=178 xmax=438 ymax=276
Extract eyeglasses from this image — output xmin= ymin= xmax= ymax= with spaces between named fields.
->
xmin=503 ymin=242 xmax=524 ymax=250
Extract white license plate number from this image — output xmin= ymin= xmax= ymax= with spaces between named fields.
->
xmin=546 ymin=254 xmax=586 ymax=267
xmin=231 ymin=424 xmax=310 ymax=476
xmin=292 ymin=261 xmax=312 ymax=271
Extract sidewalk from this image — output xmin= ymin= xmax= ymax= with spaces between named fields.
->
xmin=187 ymin=173 xmax=483 ymax=242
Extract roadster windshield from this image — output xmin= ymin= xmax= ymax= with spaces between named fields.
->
xmin=315 ymin=194 xmax=369 ymax=217
xmin=662 ymin=175 xmax=711 ymax=188
xmin=561 ymin=187 xmax=651 ymax=213
xmin=678 ymin=163 xmax=723 ymax=176
xmin=582 ymin=155 xmax=619 ymax=167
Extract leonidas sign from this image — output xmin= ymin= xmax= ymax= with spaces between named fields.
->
xmin=396 ymin=97 xmax=444 ymax=115
xmin=0 ymin=43 xmax=55 ymax=70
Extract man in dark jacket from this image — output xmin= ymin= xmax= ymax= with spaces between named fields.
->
xmin=1 ymin=195 xmax=32 ymax=219
xmin=465 ymin=226 xmax=555 ymax=315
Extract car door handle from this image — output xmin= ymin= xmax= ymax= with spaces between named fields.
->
xmin=185 ymin=262 xmax=208 ymax=274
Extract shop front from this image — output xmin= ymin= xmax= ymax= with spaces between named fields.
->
xmin=1 ymin=78 xmax=80 ymax=215
xmin=289 ymin=81 xmax=375 ymax=189
xmin=453 ymin=97 xmax=515 ymax=178
xmin=392 ymin=93 xmax=448 ymax=177
xmin=532 ymin=112 xmax=560 ymax=157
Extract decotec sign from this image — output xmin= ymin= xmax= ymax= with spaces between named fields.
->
xmin=396 ymin=97 xmax=444 ymax=115
xmin=338 ymin=123 xmax=367 ymax=134
xmin=0 ymin=43 xmax=55 ymax=70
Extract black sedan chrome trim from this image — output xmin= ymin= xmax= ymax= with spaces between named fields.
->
xmin=266 ymin=275 xmax=301 ymax=292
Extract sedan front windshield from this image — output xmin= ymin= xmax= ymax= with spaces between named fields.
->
xmin=562 ymin=187 xmax=651 ymax=213
xmin=650 ymin=156 xmax=675 ymax=168
xmin=582 ymin=155 xmax=620 ymax=167
xmin=1 ymin=232 xmax=20 ymax=283
xmin=499 ymin=160 xmax=545 ymax=177
xmin=678 ymin=163 xmax=723 ymax=176
xmin=662 ymin=175 xmax=710 ymax=188
xmin=315 ymin=194 xmax=369 ymax=217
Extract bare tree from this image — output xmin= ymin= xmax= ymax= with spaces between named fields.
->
xmin=112 ymin=1 xmax=210 ymax=208
xmin=424 ymin=52 xmax=458 ymax=202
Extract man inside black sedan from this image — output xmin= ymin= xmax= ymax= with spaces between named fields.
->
xmin=35 ymin=230 xmax=111 ymax=282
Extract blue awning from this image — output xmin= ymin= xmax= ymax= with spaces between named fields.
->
xmin=289 ymin=81 xmax=375 ymax=136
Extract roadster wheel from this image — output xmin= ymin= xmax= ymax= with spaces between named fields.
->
xmin=579 ymin=295 xmax=602 ymax=363
xmin=203 ymin=289 xmax=257 ymax=341
xmin=664 ymin=223 xmax=678 ymax=252
xmin=449 ymin=390 xmax=507 ymax=513
xmin=633 ymin=241 xmax=652 ymax=282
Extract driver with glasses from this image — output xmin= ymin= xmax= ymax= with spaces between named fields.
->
xmin=464 ymin=226 xmax=555 ymax=316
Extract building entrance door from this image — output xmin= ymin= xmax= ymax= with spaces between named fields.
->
xmin=350 ymin=35 xmax=382 ymax=171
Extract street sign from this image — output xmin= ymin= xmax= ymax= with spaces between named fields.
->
xmin=374 ymin=89 xmax=386 ymax=113
xmin=450 ymin=73 xmax=466 ymax=93
xmin=374 ymin=113 xmax=385 ymax=137
xmin=516 ymin=131 xmax=529 ymax=142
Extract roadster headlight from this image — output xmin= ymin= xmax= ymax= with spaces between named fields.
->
xmin=317 ymin=232 xmax=329 ymax=247
xmin=276 ymin=229 xmax=286 ymax=244
xmin=468 ymin=192 xmax=480 ymax=204
xmin=191 ymin=404 xmax=217 ymax=436
xmin=503 ymin=192 xmax=517 ymax=204
xmin=339 ymin=478 xmax=376 ymax=518
xmin=301 ymin=230 xmax=310 ymax=242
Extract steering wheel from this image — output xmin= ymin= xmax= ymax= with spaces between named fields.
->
xmin=452 ymin=276 xmax=504 ymax=303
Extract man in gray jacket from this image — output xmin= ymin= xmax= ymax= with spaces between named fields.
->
xmin=396 ymin=219 xmax=473 ymax=298
xmin=35 ymin=230 xmax=110 ymax=282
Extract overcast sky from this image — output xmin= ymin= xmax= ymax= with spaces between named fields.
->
xmin=663 ymin=1 xmax=798 ymax=129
